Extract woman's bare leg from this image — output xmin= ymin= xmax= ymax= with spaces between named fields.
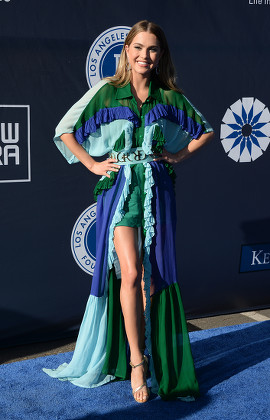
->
xmin=114 ymin=226 xmax=148 ymax=402
xmin=140 ymin=266 xmax=146 ymax=352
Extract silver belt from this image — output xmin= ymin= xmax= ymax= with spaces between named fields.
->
xmin=109 ymin=147 xmax=157 ymax=165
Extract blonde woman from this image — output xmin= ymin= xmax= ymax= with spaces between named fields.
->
xmin=43 ymin=20 xmax=214 ymax=403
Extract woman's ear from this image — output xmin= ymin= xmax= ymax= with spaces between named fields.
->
xmin=125 ymin=45 xmax=130 ymax=63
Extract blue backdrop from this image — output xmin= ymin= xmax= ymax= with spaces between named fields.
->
xmin=1 ymin=0 xmax=270 ymax=346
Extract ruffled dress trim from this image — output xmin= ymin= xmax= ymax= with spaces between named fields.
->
xmin=93 ymin=131 xmax=127 ymax=201
xmin=93 ymin=172 xmax=118 ymax=202
xmin=142 ymin=162 xmax=159 ymax=392
xmin=152 ymin=125 xmax=176 ymax=186
xmin=75 ymin=107 xmax=139 ymax=145
xmin=145 ymin=104 xmax=205 ymax=139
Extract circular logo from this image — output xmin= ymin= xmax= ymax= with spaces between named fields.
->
xmin=86 ymin=26 xmax=131 ymax=88
xmin=71 ymin=203 xmax=97 ymax=275
xmin=220 ymin=98 xmax=270 ymax=162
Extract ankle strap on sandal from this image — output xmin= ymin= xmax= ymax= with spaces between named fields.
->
xmin=130 ymin=355 xmax=147 ymax=369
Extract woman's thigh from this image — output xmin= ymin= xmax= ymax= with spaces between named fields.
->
xmin=114 ymin=226 xmax=141 ymax=279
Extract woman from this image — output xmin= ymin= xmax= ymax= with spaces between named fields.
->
xmin=43 ymin=20 xmax=214 ymax=403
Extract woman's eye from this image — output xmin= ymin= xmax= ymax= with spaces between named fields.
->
xmin=134 ymin=46 xmax=141 ymax=50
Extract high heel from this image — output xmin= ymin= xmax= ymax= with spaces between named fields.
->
xmin=130 ymin=355 xmax=150 ymax=403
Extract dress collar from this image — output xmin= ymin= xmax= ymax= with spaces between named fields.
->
xmin=115 ymin=79 xmax=162 ymax=102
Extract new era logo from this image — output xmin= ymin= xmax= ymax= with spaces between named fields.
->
xmin=0 ymin=105 xmax=31 ymax=183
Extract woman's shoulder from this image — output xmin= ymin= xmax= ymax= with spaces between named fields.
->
xmin=162 ymin=87 xmax=182 ymax=100
xmin=159 ymin=86 xmax=198 ymax=115
xmin=77 ymin=79 xmax=118 ymax=111
xmin=159 ymin=86 xmax=187 ymax=109
xmin=87 ymin=79 xmax=116 ymax=99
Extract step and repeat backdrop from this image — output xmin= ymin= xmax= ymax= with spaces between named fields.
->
xmin=1 ymin=0 xmax=270 ymax=346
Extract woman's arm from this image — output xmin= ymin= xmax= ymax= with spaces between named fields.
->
xmin=60 ymin=133 xmax=120 ymax=178
xmin=157 ymin=131 xmax=214 ymax=164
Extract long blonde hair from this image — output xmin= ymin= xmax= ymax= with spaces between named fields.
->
xmin=106 ymin=20 xmax=182 ymax=92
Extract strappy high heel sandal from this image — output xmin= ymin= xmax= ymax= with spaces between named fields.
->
xmin=130 ymin=355 xmax=150 ymax=403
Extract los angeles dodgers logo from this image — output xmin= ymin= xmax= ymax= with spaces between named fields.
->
xmin=71 ymin=203 xmax=97 ymax=275
xmin=86 ymin=26 xmax=130 ymax=88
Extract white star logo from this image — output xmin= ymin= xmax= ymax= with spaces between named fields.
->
xmin=220 ymin=98 xmax=270 ymax=162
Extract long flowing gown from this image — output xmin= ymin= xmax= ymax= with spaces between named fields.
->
xmin=43 ymin=78 xmax=213 ymax=400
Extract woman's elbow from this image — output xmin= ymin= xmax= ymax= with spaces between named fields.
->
xmin=206 ymin=131 xmax=215 ymax=142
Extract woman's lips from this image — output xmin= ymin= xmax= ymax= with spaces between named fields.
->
xmin=137 ymin=61 xmax=149 ymax=66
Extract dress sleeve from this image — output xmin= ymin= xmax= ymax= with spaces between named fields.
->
xmin=155 ymin=92 xmax=214 ymax=154
xmin=181 ymin=94 xmax=213 ymax=137
xmin=53 ymin=80 xmax=113 ymax=164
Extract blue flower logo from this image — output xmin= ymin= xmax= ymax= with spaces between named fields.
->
xmin=220 ymin=98 xmax=270 ymax=162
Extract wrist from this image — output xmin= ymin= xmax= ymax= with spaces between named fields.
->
xmin=177 ymin=148 xmax=190 ymax=162
xmin=85 ymin=158 xmax=96 ymax=172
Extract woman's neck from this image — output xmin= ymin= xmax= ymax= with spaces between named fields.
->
xmin=130 ymin=73 xmax=151 ymax=108
xmin=130 ymin=72 xmax=150 ymax=93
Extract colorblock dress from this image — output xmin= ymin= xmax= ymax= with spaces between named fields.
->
xmin=43 ymin=78 xmax=213 ymax=400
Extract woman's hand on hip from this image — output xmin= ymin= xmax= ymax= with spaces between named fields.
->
xmin=160 ymin=149 xmax=180 ymax=164
xmin=90 ymin=158 xmax=120 ymax=178
xmin=153 ymin=132 xmax=214 ymax=165
xmin=154 ymin=149 xmax=181 ymax=164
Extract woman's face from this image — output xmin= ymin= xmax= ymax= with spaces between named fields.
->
xmin=125 ymin=31 xmax=162 ymax=78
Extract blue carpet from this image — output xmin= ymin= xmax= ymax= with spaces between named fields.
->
xmin=0 ymin=321 xmax=269 ymax=420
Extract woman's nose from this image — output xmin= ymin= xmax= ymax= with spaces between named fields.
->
xmin=140 ymin=49 xmax=149 ymax=59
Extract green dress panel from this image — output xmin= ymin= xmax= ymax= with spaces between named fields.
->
xmin=115 ymin=164 xmax=145 ymax=228
xmin=115 ymin=84 xmax=153 ymax=228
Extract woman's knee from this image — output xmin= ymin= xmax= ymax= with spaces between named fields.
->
xmin=121 ymin=265 xmax=141 ymax=289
